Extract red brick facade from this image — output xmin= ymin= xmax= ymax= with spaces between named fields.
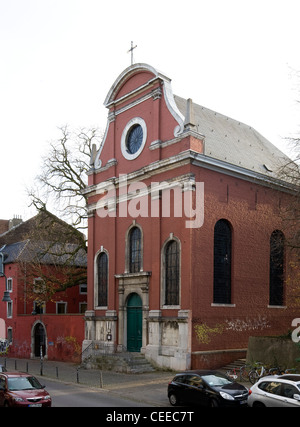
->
xmin=84 ymin=64 xmax=297 ymax=370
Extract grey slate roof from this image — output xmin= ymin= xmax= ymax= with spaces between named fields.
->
xmin=174 ymin=95 xmax=290 ymax=179
xmin=0 ymin=241 xmax=28 ymax=264
xmin=0 ymin=240 xmax=87 ymax=267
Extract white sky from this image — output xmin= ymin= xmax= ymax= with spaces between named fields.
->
xmin=1 ymin=0 xmax=300 ymax=221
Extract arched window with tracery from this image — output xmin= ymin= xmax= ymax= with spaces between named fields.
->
xmin=269 ymin=230 xmax=285 ymax=306
xmin=165 ymin=240 xmax=180 ymax=306
xmin=129 ymin=227 xmax=142 ymax=273
xmin=213 ymin=219 xmax=232 ymax=304
xmin=97 ymin=252 xmax=108 ymax=307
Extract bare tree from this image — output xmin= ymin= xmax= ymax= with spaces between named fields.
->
xmin=278 ymin=137 xmax=300 ymax=255
xmin=18 ymin=240 xmax=87 ymax=308
xmin=276 ymin=132 xmax=300 ymax=308
xmin=25 ymin=126 xmax=101 ymax=297
xmin=29 ymin=125 xmax=102 ymax=232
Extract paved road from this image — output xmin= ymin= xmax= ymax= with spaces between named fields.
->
xmin=43 ymin=378 xmax=151 ymax=407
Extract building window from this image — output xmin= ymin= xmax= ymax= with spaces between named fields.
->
xmin=269 ymin=230 xmax=285 ymax=306
xmin=33 ymin=278 xmax=46 ymax=294
xmin=56 ymin=302 xmax=67 ymax=314
xmin=213 ymin=219 xmax=232 ymax=304
xmin=165 ymin=240 xmax=180 ymax=306
xmin=79 ymin=302 xmax=87 ymax=314
xmin=97 ymin=252 xmax=108 ymax=307
xmin=79 ymin=284 xmax=87 ymax=294
xmin=7 ymin=328 xmax=13 ymax=345
xmin=7 ymin=301 xmax=12 ymax=318
xmin=7 ymin=278 xmax=12 ymax=292
xmin=129 ymin=227 xmax=142 ymax=273
xmin=33 ymin=301 xmax=45 ymax=315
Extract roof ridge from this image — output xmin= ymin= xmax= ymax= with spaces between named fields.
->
xmin=15 ymin=239 xmax=31 ymax=261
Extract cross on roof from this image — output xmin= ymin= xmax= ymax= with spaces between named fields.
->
xmin=127 ymin=41 xmax=137 ymax=65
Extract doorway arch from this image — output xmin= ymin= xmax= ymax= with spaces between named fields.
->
xmin=126 ymin=293 xmax=142 ymax=352
xmin=32 ymin=322 xmax=47 ymax=358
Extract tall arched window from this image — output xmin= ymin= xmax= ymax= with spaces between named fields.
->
xmin=213 ymin=219 xmax=232 ymax=304
xmin=269 ymin=230 xmax=285 ymax=306
xmin=129 ymin=227 xmax=142 ymax=273
xmin=165 ymin=240 xmax=180 ymax=306
xmin=97 ymin=252 xmax=108 ymax=307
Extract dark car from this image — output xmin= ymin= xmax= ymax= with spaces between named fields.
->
xmin=168 ymin=370 xmax=249 ymax=407
xmin=0 ymin=365 xmax=7 ymax=373
xmin=0 ymin=372 xmax=52 ymax=407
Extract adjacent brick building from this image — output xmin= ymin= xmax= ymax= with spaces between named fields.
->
xmin=0 ymin=212 xmax=87 ymax=361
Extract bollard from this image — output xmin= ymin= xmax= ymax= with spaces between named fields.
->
xmin=76 ymin=368 xmax=79 ymax=384
xmin=56 ymin=367 xmax=59 ymax=379
xmin=100 ymin=371 xmax=103 ymax=388
xmin=26 ymin=362 xmax=29 ymax=373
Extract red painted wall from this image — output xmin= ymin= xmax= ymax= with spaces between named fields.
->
xmin=7 ymin=314 xmax=84 ymax=362
xmin=0 ymin=263 xmax=86 ymax=362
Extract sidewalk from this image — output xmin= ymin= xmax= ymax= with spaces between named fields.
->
xmin=1 ymin=357 xmax=174 ymax=406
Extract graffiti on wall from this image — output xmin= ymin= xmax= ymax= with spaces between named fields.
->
xmin=194 ymin=316 xmax=271 ymax=344
xmin=225 ymin=316 xmax=271 ymax=333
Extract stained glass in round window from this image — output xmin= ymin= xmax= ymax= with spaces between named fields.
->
xmin=126 ymin=124 xmax=143 ymax=155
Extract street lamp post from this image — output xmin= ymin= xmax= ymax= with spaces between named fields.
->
xmin=0 ymin=273 xmax=12 ymax=303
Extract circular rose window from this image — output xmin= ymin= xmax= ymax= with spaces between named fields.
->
xmin=121 ymin=118 xmax=147 ymax=160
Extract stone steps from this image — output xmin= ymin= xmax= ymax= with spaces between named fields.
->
xmin=82 ymin=351 xmax=156 ymax=374
xmin=219 ymin=358 xmax=247 ymax=374
xmin=126 ymin=353 xmax=156 ymax=373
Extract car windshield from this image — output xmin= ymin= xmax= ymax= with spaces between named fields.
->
xmin=202 ymin=373 xmax=233 ymax=387
xmin=7 ymin=376 xmax=43 ymax=391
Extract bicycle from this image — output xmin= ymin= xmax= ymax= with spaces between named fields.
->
xmin=284 ymin=368 xmax=299 ymax=374
xmin=239 ymin=363 xmax=253 ymax=382
xmin=268 ymin=366 xmax=286 ymax=376
xmin=248 ymin=362 xmax=269 ymax=384
xmin=267 ymin=366 xmax=299 ymax=375
xmin=226 ymin=363 xmax=256 ymax=382
xmin=226 ymin=367 xmax=239 ymax=381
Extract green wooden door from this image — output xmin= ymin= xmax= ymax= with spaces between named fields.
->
xmin=127 ymin=293 xmax=142 ymax=352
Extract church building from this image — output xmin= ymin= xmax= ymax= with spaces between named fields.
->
xmin=84 ymin=63 xmax=297 ymax=370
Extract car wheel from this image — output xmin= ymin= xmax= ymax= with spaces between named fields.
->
xmin=249 ymin=370 xmax=259 ymax=384
xmin=210 ymin=398 xmax=219 ymax=407
xmin=169 ymin=393 xmax=180 ymax=406
xmin=253 ymin=401 xmax=266 ymax=408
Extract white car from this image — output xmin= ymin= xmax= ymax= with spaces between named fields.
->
xmin=248 ymin=375 xmax=300 ymax=407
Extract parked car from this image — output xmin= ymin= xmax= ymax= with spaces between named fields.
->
xmin=248 ymin=374 xmax=300 ymax=407
xmin=168 ymin=370 xmax=249 ymax=407
xmin=0 ymin=365 xmax=7 ymax=373
xmin=0 ymin=372 xmax=52 ymax=407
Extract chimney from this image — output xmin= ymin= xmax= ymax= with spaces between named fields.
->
xmin=9 ymin=215 xmax=23 ymax=230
